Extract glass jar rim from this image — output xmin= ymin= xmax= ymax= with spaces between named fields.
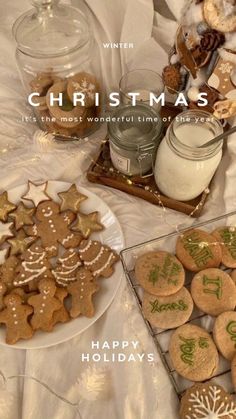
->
xmin=119 ymin=69 xmax=164 ymax=102
xmin=108 ymin=104 xmax=163 ymax=151
xmin=167 ymin=110 xmax=224 ymax=161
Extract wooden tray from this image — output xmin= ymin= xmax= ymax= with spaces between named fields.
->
xmin=87 ymin=104 xmax=210 ymax=217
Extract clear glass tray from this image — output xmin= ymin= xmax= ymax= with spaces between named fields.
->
xmin=120 ymin=210 xmax=236 ymax=398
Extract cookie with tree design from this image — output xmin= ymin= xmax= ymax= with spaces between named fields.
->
xmin=78 ymin=239 xmax=119 ymax=279
xmin=180 ymin=382 xmax=236 ymax=419
xmin=52 ymin=248 xmax=82 ymax=286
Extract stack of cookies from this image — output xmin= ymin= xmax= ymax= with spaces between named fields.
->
xmin=0 ymin=181 xmax=119 ymax=345
xmin=30 ymin=71 xmax=101 ymax=138
xmin=135 ymin=226 xmax=236 ymax=416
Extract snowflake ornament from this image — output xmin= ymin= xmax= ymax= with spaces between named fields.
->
xmin=181 ymin=383 xmax=236 ymax=419
xmin=219 ymin=62 xmax=234 ymax=74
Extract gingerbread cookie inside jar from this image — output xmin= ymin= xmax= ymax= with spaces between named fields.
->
xmin=13 ymin=0 xmax=102 ymax=139
xmin=162 ymin=0 xmax=236 ymax=120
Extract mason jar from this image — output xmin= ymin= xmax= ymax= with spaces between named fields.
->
xmin=13 ymin=0 xmax=102 ymax=139
xmin=108 ymin=104 xmax=163 ymax=176
xmin=154 ymin=110 xmax=224 ymax=201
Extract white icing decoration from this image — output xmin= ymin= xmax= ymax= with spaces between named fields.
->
xmin=62 ymin=233 xmax=74 ymax=245
xmin=44 ymin=210 xmax=53 ymax=217
xmin=33 ymin=225 xmax=38 ymax=235
xmin=185 ymin=386 xmax=236 ymax=419
xmin=84 ymin=246 xmax=104 ymax=267
xmin=13 ymin=250 xmax=47 ymax=285
xmin=22 ymin=181 xmax=49 ymax=206
xmin=64 ymin=215 xmax=70 ymax=224
xmin=52 ymin=261 xmax=81 ymax=283
xmin=58 ymin=251 xmax=76 ymax=263
xmin=93 ymin=253 xmax=115 ymax=277
xmin=0 ymin=221 xmax=13 ymax=241
xmin=79 ymin=240 xmax=92 ymax=254
xmin=46 ymin=245 xmax=57 ymax=252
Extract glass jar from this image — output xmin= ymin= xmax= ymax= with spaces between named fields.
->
xmin=13 ymin=0 xmax=102 ymax=139
xmin=154 ymin=110 xmax=223 ymax=201
xmin=108 ymin=104 xmax=163 ymax=176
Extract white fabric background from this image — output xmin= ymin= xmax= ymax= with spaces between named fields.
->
xmin=0 ymin=0 xmax=235 ymax=418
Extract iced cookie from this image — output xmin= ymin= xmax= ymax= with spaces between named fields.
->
xmin=67 ymin=268 xmax=99 ymax=318
xmin=135 ymin=251 xmax=185 ymax=296
xmin=0 ymin=191 xmax=16 ymax=222
xmin=22 ymin=180 xmax=50 ymax=207
xmin=212 ymin=226 xmax=236 ymax=268
xmin=78 ymin=239 xmax=119 ymax=279
xmin=14 ymin=244 xmax=53 ymax=288
xmin=52 ymin=248 xmax=82 ymax=286
xmin=10 ymin=202 xmax=35 ymax=231
xmin=213 ymin=311 xmax=236 ymax=360
xmin=73 ymin=211 xmax=104 ymax=239
xmin=0 ymin=293 xmax=33 ymax=344
xmin=0 ymin=221 xmax=13 ymax=246
xmin=176 ymin=229 xmax=222 ymax=272
xmin=204 ymin=0 xmax=236 ymax=33
xmin=191 ymin=268 xmax=236 ymax=316
xmin=28 ymin=278 xmax=62 ymax=332
xmin=58 ymin=184 xmax=87 ymax=212
xmin=7 ymin=229 xmax=36 ymax=256
xmin=180 ymin=382 xmax=236 ymax=419
xmin=67 ymin=72 xmax=99 ymax=108
xmin=142 ymin=287 xmax=193 ymax=329
xmin=169 ymin=324 xmax=219 ymax=381
xmin=26 ymin=200 xmax=82 ymax=256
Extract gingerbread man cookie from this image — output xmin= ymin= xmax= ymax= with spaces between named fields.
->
xmin=26 ymin=200 xmax=82 ymax=256
xmin=52 ymin=288 xmax=69 ymax=326
xmin=0 ymin=293 xmax=33 ymax=344
xmin=28 ymin=278 xmax=62 ymax=332
xmin=0 ymin=281 xmax=7 ymax=311
xmin=67 ymin=268 xmax=99 ymax=318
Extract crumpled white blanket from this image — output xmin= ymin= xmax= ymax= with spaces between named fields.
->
xmin=0 ymin=1 xmax=235 ymax=418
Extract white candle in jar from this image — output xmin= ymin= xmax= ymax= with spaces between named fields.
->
xmin=154 ymin=111 xmax=224 ymax=201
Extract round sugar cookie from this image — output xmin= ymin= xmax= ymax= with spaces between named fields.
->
xmin=135 ymin=251 xmax=185 ymax=296
xmin=191 ymin=268 xmax=236 ymax=316
xmin=67 ymin=72 xmax=99 ymax=108
xmin=180 ymin=382 xmax=236 ymax=419
xmin=213 ymin=311 xmax=236 ymax=360
xmin=212 ymin=226 xmax=236 ymax=268
xmin=176 ymin=228 xmax=222 ymax=272
xmin=169 ymin=324 xmax=219 ymax=382
xmin=142 ymin=287 xmax=193 ymax=329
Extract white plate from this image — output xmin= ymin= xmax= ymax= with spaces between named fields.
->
xmin=1 ymin=180 xmax=124 ymax=349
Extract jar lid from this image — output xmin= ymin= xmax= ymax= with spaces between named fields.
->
xmin=13 ymin=0 xmax=90 ymax=57
xmin=108 ymin=104 xmax=163 ymax=151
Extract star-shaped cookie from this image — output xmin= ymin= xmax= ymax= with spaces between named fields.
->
xmin=72 ymin=212 xmax=104 ymax=238
xmin=0 ymin=221 xmax=14 ymax=246
xmin=58 ymin=184 xmax=87 ymax=212
xmin=0 ymin=248 xmax=8 ymax=265
xmin=7 ymin=230 xmax=36 ymax=256
xmin=22 ymin=181 xmax=50 ymax=207
xmin=10 ymin=202 xmax=35 ymax=230
xmin=0 ymin=191 xmax=16 ymax=222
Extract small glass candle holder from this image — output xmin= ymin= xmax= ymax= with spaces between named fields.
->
xmin=119 ymin=69 xmax=164 ymax=112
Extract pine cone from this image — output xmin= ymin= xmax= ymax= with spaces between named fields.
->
xmin=162 ymin=65 xmax=182 ymax=93
xmin=200 ymin=30 xmax=225 ymax=52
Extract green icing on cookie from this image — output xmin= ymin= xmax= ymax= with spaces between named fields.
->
xmin=183 ymin=232 xmax=213 ymax=268
xmin=226 ymin=320 xmax=236 ymax=347
xmin=220 ymin=229 xmax=236 ymax=260
xmin=202 ymin=275 xmax=222 ymax=300
xmin=148 ymin=255 xmax=181 ymax=287
xmin=149 ymin=299 xmax=188 ymax=313
xmin=179 ymin=336 xmax=195 ymax=366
